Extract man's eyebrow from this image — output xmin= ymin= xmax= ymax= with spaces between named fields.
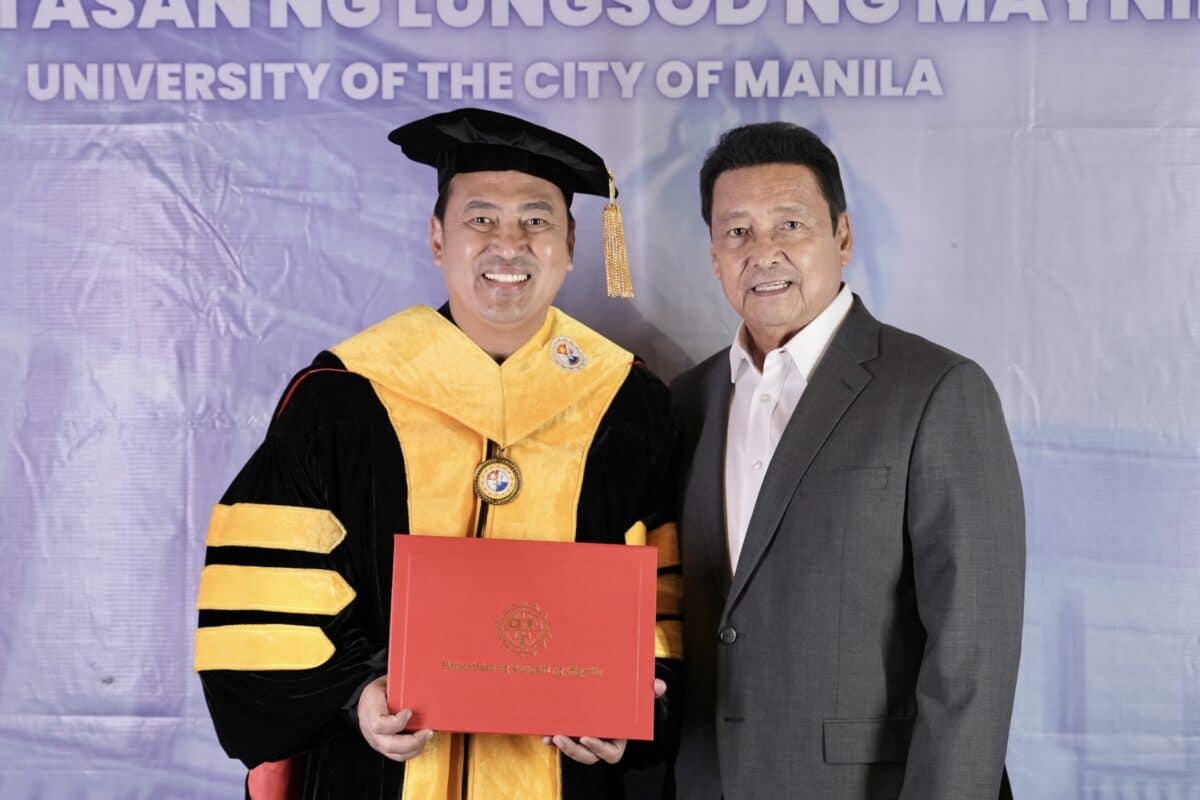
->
xmin=460 ymin=199 xmax=558 ymax=213
xmin=717 ymin=203 xmax=812 ymax=223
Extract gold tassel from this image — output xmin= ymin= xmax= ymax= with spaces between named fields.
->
xmin=603 ymin=169 xmax=634 ymax=298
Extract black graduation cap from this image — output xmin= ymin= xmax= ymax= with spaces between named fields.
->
xmin=388 ymin=107 xmax=632 ymax=298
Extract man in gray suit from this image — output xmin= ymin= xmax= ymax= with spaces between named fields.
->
xmin=671 ymin=122 xmax=1025 ymax=799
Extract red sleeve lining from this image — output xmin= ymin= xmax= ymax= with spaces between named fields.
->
xmin=275 ymin=368 xmax=350 ymax=420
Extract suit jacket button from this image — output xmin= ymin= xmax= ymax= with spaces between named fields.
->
xmin=719 ymin=626 xmax=737 ymax=644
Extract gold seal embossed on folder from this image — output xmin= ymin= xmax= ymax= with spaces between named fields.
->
xmin=496 ymin=603 xmax=551 ymax=656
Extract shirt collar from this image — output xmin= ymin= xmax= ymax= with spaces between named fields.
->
xmin=728 ymin=284 xmax=854 ymax=384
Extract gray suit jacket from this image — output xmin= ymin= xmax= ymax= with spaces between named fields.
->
xmin=670 ymin=297 xmax=1024 ymax=800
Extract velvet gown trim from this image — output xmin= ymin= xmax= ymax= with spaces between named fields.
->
xmin=333 ymin=305 xmax=632 ymax=800
xmin=331 ymin=305 xmax=635 ymax=449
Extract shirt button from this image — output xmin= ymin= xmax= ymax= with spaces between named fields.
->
xmin=759 ymin=393 xmax=772 ymax=402
xmin=752 ymin=460 xmax=763 ymax=470
xmin=719 ymin=626 xmax=738 ymax=644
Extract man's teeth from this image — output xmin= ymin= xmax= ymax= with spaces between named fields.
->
xmin=753 ymin=280 xmax=790 ymax=292
xmin=485 ymin=273 xmax=529 ymax=284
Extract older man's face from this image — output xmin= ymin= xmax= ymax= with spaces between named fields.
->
xmin=431 ymin=170 xmax=574 ymax=356
xmin=710 ymin=163 xmax=852 ymax=359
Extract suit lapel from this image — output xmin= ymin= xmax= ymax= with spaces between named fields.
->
xmin=722 ymin=298 xmax=881 ymax=620
xmin=683 ymin=354 xmax=734 ymax=600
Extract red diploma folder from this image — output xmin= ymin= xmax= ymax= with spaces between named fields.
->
xmin=388 ymin=535 xmax=658 ymax=740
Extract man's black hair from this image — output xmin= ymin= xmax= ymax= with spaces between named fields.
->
xmin=434 ymin=188 xmax=449 ymax=222
xmin=699 ymin=122 xmax=847 ymax=234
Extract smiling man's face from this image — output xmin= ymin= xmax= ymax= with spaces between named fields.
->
xmin=709 ymin=162 xmax=852 ymax=363
xmin=431 ymin=170 xmax=574 ymax=358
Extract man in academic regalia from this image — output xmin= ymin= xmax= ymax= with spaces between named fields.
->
xmin=194 ymin=108 xmax=682 ymax=800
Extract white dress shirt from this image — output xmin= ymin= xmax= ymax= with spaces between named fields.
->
xmin=724 ymin=285 xmax=854 ymax=570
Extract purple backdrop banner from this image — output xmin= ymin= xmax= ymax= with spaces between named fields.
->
xmin=1 ymin=2 xmax=1198 ymax=797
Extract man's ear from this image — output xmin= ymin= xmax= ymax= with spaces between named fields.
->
xmin=566 ymin=217 xmax=576 ymax=271
xmin=836 ymin=212 xmax=854 ymax=267
xmin=430 ymin=215 xmax=444 ymax=267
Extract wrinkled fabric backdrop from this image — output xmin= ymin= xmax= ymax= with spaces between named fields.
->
xmin=0 ymin=1 xmax=1197 ymax=797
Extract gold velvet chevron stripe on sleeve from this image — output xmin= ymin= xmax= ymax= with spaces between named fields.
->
xmin=623 ymin=521 xmax=647 ymax=546
xmin=205 ymin=503 xmax=347 ymax=554
xmin=654 ymin=620 xmax=684 ymax=660
xmin=647 ymin=523 xmax=680 ymax=568
xmin=194 ymin=624 xmax=335 ymax=671
xmin=641 ymin=522 xmax=684 ymax=659
xmin=197 ymin=565 xmax=356 ymax=615
xmin=656 ymin=574 xmax=683 ymax=616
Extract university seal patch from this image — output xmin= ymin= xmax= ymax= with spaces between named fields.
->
xmin=550 ymin=336 xmax=587 ymax=371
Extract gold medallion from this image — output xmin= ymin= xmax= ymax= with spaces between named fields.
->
xmin=473 ymin=455 xmax=522 ymax=505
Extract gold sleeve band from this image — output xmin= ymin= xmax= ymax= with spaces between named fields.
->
xmin=206 ymin=503 xmax=347 ymax=554
xmin=197 ymin=565 xmax=355 ymax=616
xmin=194 ymin=624 xmax=334 ymax=671
xmin=647 ymin=523 xmax=680 ymax=568
xmin=623 ymin=521 xmax=647 ymax=546
xmin=656 ymin=573 xmax=683 ymax=616
xmin=654 ymin=620 xmax=684 ymax=660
